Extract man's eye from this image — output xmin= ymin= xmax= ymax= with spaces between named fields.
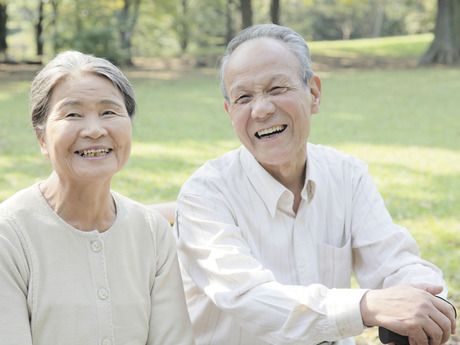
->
xmin=102 ymin=110 xmax=117 ymax=116
xmin=269 ymin=86 xmax=288 ymax=95
xmin=235 ymin=95 xmax=251 ymax=104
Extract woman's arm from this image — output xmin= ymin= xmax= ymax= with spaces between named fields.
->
xmin=0 ymin=214 xmax=33 ymax=345
xmin=147 ymin=216 xmax=195 ymax=345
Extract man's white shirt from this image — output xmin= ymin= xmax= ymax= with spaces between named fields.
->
xmin=175 ymin=143 xmax=446 ymax=345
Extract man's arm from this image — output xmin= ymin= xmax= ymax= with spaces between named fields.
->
xmin=349 ymin=166 xmax=456 ymax=345
xmin=176 ymin=190 xmax=367 ymax=344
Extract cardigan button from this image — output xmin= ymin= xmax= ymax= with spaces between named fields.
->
xmin=101 ymin=338 xmax=112 ymax=345
xmin=97 ymin=288 xmax=109 ymax=300
xmin=91 ymin=240 xmax=103 ymax=253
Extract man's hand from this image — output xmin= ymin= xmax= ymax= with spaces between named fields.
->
xmin=360 ymin=285 xmax=456 ymax=345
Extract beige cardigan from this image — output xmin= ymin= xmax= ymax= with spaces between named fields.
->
xmin=0 ymin=183 xmax=195 ymax=345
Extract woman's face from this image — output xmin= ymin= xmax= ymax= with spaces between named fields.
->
xmin=38 ymin=72 xmax=132 ymax=184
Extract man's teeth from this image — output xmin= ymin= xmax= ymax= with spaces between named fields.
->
xmin=79 ymin=149 xmax=111 ymax=157
xmin=256 ymin=125 xmax=286 ymax=138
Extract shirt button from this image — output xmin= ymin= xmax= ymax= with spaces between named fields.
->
xmin=101 ymin=338 xmax=112 ymax=345
xmin=91 ymin=240 xmax=103 ymax=253
xmin=97 ymin=288 xmax=109 ymax=300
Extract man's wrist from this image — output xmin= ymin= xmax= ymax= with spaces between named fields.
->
xmin=359 ymin=289 xmax=376 ymax=328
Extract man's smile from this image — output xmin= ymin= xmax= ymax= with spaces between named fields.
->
xmin=255 ymin=124 xmax=287 ymax=139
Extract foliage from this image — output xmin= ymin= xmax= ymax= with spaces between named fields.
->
xmin=1 ymin=0 xmax=441 ymax=63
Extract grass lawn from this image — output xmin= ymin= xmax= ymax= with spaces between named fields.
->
xmin=310 ymin=33 xmax=434 ymax=59
xmin=0 ymin=35 xmax=459 ymax=343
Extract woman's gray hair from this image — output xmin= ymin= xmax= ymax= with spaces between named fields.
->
xmin=220 ymin=24 xmax=314 ymax=100
xmin=31 ymin=50 xmax=136 ymax=132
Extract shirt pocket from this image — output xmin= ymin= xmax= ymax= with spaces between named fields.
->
xmin=317 ymin=238 xmax=352 ymax=288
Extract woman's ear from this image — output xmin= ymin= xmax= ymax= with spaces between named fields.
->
xmin=309 ymin=74 xmax=322 ymax=114
xmin=35 ymin=128 xmax=49 ymax=156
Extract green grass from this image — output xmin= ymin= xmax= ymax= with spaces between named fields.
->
xmin=310 ymin=33 xmax=434 ymax=59
xmin=0 ymin=35 xmax=459 ymax=342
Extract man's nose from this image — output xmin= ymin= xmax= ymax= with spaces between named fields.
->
xmin=250 ymin=96 xmax=275 ymax=120
xmin=81 ymin=116 xmax=107 ymax=139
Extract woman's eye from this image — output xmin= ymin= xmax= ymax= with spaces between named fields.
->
xmin=65 ymin=113 xmax=80 ymax=118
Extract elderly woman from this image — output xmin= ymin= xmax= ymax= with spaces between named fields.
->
xmin=0 ymin=51 xmax=195 ymax=345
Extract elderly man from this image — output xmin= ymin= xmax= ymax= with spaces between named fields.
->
xmin=174 ymin=24 xmax=456 ymax=345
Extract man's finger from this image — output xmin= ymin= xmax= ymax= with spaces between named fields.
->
xmin=411 ymin=283 xmax=444 ymax=296
xmin=432 ymin=296 xmax=457 ymax=333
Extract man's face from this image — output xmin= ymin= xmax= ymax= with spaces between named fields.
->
xmin=223 ymin=38 xmax=321 ymax=173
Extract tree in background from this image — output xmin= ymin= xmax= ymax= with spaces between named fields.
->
xmin=270 ymin=0 xmax=280 ymax=24
xmin=0 ymin=1 xmax=7 ymax=58
xmin=35 ymin=0 xmax=44 ymax=57
xmin=176 ymin=0 xmax=189 ymax=53
xmin=225 ymin=0 xmax=235 ymax=44
xmin=49 ymin=0 xmax=59 ymax=55
xmin=240 ymin=0 xmax=252 ymax=28
xmin=117 ymin=0 xmax=141 ymax=65
xmin=420 ymin=0 xmax=460 ymax=64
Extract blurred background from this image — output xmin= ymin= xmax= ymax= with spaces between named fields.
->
xmin=0 ymin=0 xmax=457 ymax=66
xmin=0 ymin=1 xmax=458 ymax=344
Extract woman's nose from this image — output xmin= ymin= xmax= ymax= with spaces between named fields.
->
xmin=80 ymin=117 xmax=108 ymax=139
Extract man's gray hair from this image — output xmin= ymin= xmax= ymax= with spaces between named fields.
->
xmin=31 ymin=50 xmax=136 ymax=133
xmin=220 ymin=24 xmax=314 ymax=100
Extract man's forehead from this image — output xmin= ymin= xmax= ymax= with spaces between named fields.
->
xmin=225 ymin=43 xmax=301 ymax=89
xmin=229 ymin=37 xmax=291 ymax=62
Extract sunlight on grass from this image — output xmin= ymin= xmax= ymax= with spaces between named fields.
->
xmin=310 ymin=34 xmax=433 ymax=59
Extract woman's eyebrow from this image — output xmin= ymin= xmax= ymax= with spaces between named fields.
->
xmin=98 ymin=99 xmax=124 ymax=108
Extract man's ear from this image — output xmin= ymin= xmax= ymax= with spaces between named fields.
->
xmin=223 ymin=100 xmax=235 ymax=127
xmin=309 ymin=74 xmax=322 ymax=114
xmin=35 ymin=128 xmax=49 ymax=156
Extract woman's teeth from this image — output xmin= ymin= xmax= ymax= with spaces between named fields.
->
xmin=78 ymin=149 xmax=111 ymax=157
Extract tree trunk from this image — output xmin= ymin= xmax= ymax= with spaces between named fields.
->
xmin=50 ymin=0 xmax=59 ymax=54
xmin=118 ymin=0 xmax=141 ymax=65
xmin=340 ymin=20 xmax=352 ymax=40
xmin=270 ymin=0 xmax=280 ymax=25
xmin=35 ymin=0 xmax=45 ymax=56
xmin=370 ymin=0 xmax=385 ymax=38
xmin=179 ymin=0 xmax=189 ymax=53
xmin=225 ymin=0 xmax=234 ymax=44
xmin=0 ymin=3 xmax=7 ymax=55
xmin=240 ymin=0 xmax=252 ymax=29
xmin=420 ymin=0 xmax=460 ymax=65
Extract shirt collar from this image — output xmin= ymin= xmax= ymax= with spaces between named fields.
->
xmin=239 ymin=145 xmax=318 ymax=217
